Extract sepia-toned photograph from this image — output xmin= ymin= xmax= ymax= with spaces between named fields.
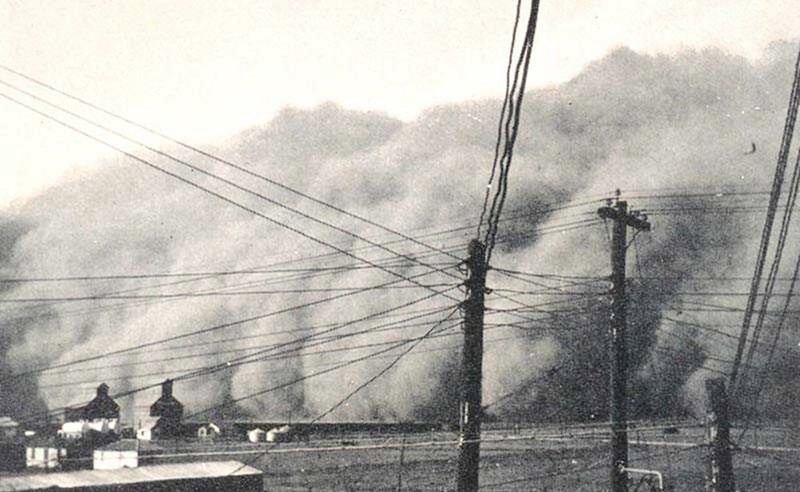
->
xmin=1 ymin=1 xmax=799 ymax=490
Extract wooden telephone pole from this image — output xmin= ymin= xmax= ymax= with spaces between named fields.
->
xmin=598 ymin=198 xmax=650 ymax=492
xmin=705 ymin=378 xmax=736 ymax=492
xmin=456 ymin=239 xmax=488 ymax=492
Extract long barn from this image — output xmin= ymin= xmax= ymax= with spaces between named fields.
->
xmin=0 ymin=460 xmax=262 ymax=491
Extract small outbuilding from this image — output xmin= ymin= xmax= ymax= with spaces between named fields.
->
xmin=197 ymin=422 xmax=221 ymax=440
xmin=266 ymin=425 xmax=292 ymax=443
xmin=136 ymin=417 xmax=161 ymax=441
xmin=26 ymin=442 xmax=67 ymax=469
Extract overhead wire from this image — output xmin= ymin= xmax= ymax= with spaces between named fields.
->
xmin=38 ymin=319 xmax=552 ymax=392
xmin=483 ymin=0 xmax=541 ymax=264
xmin=38 ymin=305 xmax=465 ymax=381
xmin=730 ymin=41 xmax=800 ymax=390
xmin=740 ymin=142 xmax=800 ymax=393
xmin=0 ymin=77 xmax=614 ymax=336
xmin=11 ymin=269 xmax=452 ymax=379
xmin=15 ymin=288 xmax=463 ymax=426
xmin=0 ymin=82 xmax=463 ymax=297
xmin=477 ymin=0 xmax=524 ymax=238
xmin=182 ymin=306 xmax=460 ymax=422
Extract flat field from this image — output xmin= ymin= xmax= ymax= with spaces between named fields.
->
xmin=137 ymin=425 xmax=800 ymax=490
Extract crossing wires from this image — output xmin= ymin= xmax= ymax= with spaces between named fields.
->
xmin=478 ymin=0 xmax=541 ymax=265
xmin=730 ymin=42 xmax=800 ymax=392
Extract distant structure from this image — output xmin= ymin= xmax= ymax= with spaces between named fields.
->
xmin=197 ymin=423 xmax=221 ymax=440
xmin=57 ymin=383 xmax=120 ymax=443
xmin=247 ymin=428 xmax=266 ymax=443
xmin=136 ymin=417 xmax=161 ymax=441
xmin=25 ymin=439 xmax=66 ymax=470
xmin=149 ymin=379 xmax=183 ymax=437
xmin=83 ymin=383 xmax=120 ymax=420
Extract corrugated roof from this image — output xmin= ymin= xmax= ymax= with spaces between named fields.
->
xmin=0 ymin=460 xmax=261 ymax=490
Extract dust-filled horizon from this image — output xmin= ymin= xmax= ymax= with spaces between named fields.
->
xmin=1 ymin=42 xmax=799 ymax=426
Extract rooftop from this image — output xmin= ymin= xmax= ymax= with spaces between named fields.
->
xmin=0 ymin=460 xmax=261 ymax=490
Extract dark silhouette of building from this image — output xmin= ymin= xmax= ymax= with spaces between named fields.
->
xmin=83 ymin=383 xmax=120 ymax=420
xmin=150 ymin=379 xmax=183 ymax=437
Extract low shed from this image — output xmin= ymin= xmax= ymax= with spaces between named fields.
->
xmin=25 ymin=445 xmax=66 ymax=469
xmin=93 ymin=439 xmax=138 ymax=470
xmin=0 ymin=460 xmax=263 ymax=491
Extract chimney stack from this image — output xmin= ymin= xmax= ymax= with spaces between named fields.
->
xmin=162 ymin=379 xmax=173 ymax=398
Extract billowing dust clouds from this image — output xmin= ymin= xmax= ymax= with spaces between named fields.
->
xmin=1 ymin=43 xmax=799 ymax=424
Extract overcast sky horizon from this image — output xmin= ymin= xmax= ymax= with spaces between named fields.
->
xmin=2 ymin=0 xmax=798 ymax=208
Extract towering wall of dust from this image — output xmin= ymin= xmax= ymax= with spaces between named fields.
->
xmin=1 ymin=43 xmax=799 ymax=424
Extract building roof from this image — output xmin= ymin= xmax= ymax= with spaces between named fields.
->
xmin=25 ymin=436 xmax=62 ymax=448
xmin=0 ymin=461 xmax=261 ymax=490
xmin=83 ymin=394 xmax=120 ymax=420
xmin=60 ymin=421 xmax=87 ymax=433
xmin=96 ymin=439 xmax=138 ymax=452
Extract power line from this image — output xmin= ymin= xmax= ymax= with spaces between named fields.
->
xmin=38 ymin=322 xmax=539 ymax=391
xmin=0 ymin=84 xmax=463 ymax=299
xmin=661 ymin=317 xmax=800 ymax=362
xmin=483 ymin=364 xmax=561 ymax=410
xmin=15 ymin=289 xmax=463 ymax=426
xmin=730 ymin=42 xmax=800 ymax=390
xmin=39 ymin=307 xmax=465 ymax=379
xmin=220 ymin=304 xmax=462 ymax=476
xmin=0 ymin=212 xmax=599 ymax=334
xmin=38 ymin=319 xmax=466 ymax=389
xmin=4 ymin=78 xmax=589 ymax=352
xmin=0 ymin=82 xmax=608 ymax=334
xmin=0 ymin=64 xmax=504 ymax=272
xmin=11 ymin=269 xmax=452 ymax=379
xmin=482 ymin=0 xmax=541 ymax=264
xmin=740 ymin=143 xmax=800 ymax=390
xmin=181 ymin=314 xmax=455 ymax=422
xmin=477 ymin=0 xmax=524 ymax=238
xmin=0 ymin=282 xmax=458 ymax=303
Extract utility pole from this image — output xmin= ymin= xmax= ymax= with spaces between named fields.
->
xmin=704 ymin=378 xmax=736 ymax=492
xmin=396 ymin=436 xmax=406 ymax=492
xmin=456 ymin=239 xmax=487 ymax=492
xmin=598 ymin=198 xmax=650 ymax=492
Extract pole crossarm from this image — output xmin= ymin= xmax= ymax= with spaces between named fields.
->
xmin=598 ymin=202 xmax=652 ymax=231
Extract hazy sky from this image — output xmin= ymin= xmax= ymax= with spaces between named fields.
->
xmin=1 ymin=0 xmax=798 ymax=207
